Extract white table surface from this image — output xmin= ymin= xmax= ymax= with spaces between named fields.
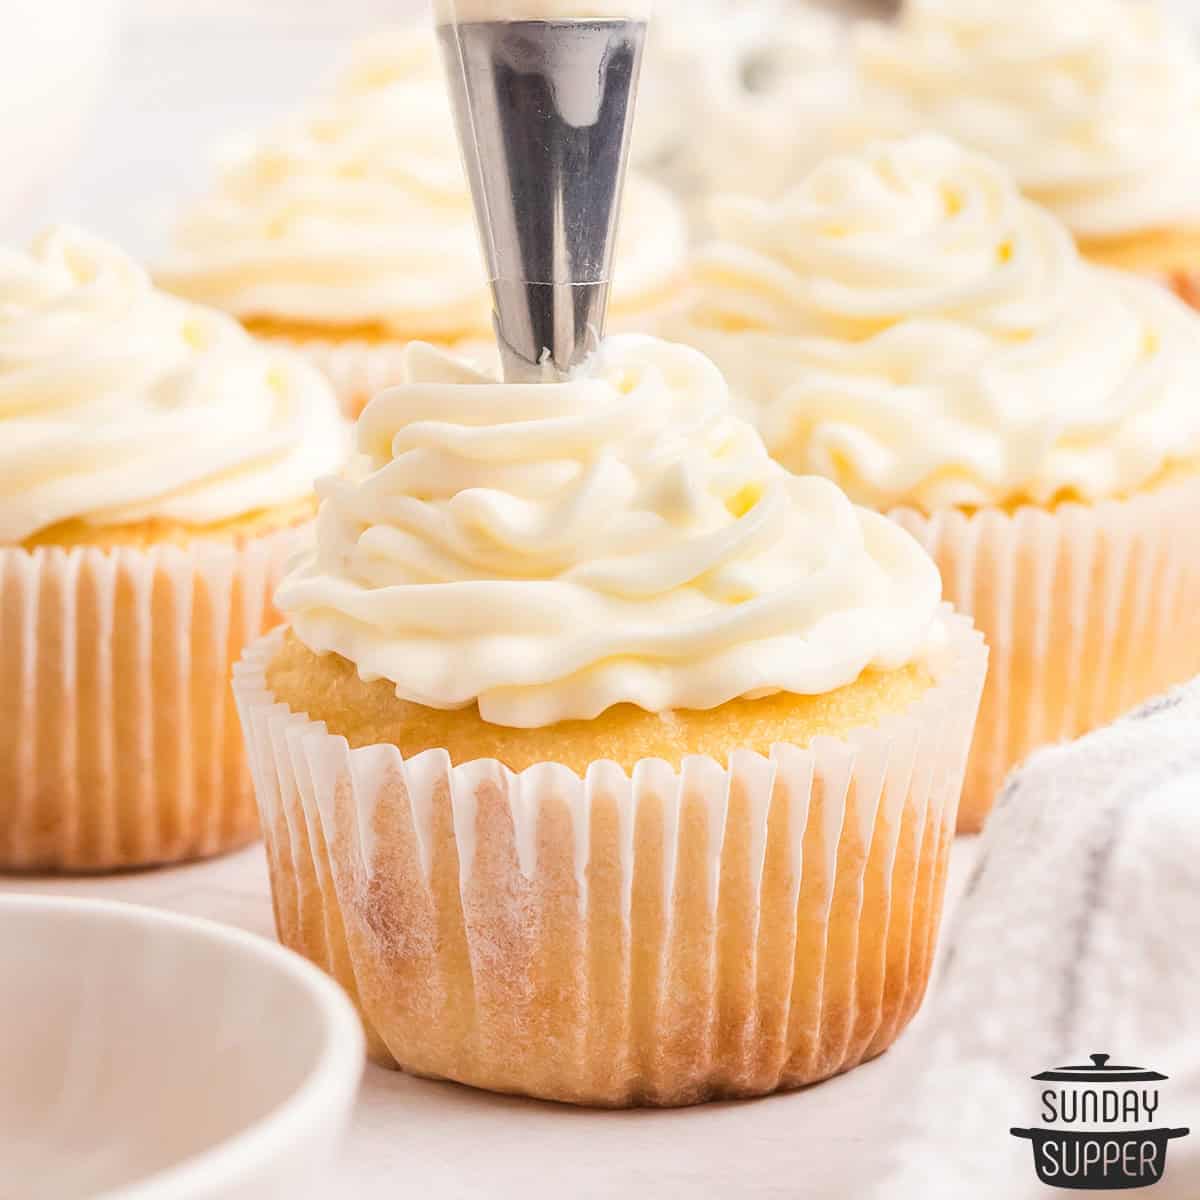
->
xmin=0 ymin=839 xmax=980 ymax=1198
xmin=1 ymin=4 xmax=986 ymax=1195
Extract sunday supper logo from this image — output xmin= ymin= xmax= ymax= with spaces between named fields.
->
xmin=1011 ymin=1054 xmax=1190 ymax=1191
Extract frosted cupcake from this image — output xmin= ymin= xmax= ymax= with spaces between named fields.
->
xmin=157 ymin=29 xmax=688 ymax=416
xmin=234 ymin=334 xmax=985 ymax=1106
xmin=846 ymin=0 xmax=1200 ymax=306
xmin=676 ymin=136 xmax=1200 ymax=830
xmin=0 ymin=228 xmax=346 ymax=871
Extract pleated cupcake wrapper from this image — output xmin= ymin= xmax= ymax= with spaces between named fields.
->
xmin=233 ymin=607 xmax=986 ymax=1107
xmin=0 ymin=527 xmax=303 ymax=872
xmin=891 ymin=471 xmax=1200 ymax=833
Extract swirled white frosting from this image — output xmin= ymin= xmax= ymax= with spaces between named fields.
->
xmin=678 ymin=136 xmax=1200 ymax=512
xmin=849 ymin=0 xmax=1200 ymax=239
xmin=158 ymin=29 xmax=686 ymax=338
xmin=276 ymin=336 xmax=942 ymax=726
xmin=0 ymin=228 xmax=347 ymax=544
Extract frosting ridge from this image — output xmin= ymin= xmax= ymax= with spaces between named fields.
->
xmin=679 ymin=136 xmax=1200 ymax=511
xmin=277 ymin=335 xmax=942 ymax=726
xmin=0 ymin=227 xmax=346 ymax=543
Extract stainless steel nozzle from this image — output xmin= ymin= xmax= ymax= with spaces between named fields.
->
xmin=438 ymin=15 xmax=647 ymax=380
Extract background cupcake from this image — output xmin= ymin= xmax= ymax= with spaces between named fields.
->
xmin=633 ymin=0 xmax=854 ymax=234
xmin=0 ymin=227 xmax=347 ymax=871
xmin=235 ymin=334 xmax=985 ymax=1106
xmin=842 ymin=0 xmax=1200 ymax=307
xmin=675 ymin=135 xmax=1200 ymax=830
xmin=157 ymin=28 xmax=689 ymax=416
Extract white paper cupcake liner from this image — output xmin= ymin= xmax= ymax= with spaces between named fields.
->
xmin=891 ymin=470 xmax=1200 ymax=832
xmin=0 ymin=526 xmax=302 ymax=872
xmin=234 ymin=607 xmax=986 ymax=1107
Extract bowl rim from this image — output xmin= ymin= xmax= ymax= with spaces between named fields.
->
xmin=0 ymin=893 xmax=364 ymax=1200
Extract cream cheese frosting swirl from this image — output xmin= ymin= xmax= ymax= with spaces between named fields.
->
xmin=849 ymin=0 xmax=1200 ymax=239
xmin=0 ymin=227 xmax=347 ymax=544
xmin=158 ymin=29 xmax=687 ymax=338
xmin=277 ymin=335 xmax=942 ymax=727
xmin=679 ymin=136 xmax=1200 ymax=512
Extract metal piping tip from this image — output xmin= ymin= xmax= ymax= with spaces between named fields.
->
xmin=438 ymin=14 xmax=647 ymax=381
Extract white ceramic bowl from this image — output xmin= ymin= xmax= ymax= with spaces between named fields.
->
xmin=0 ymin=896 xmax=363 ymax=1200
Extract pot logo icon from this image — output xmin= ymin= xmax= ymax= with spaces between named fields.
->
xmin=1011 ymin=1054 xmax=1190 ymax=1190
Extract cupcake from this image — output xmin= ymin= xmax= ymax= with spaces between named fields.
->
xmin=157 ymin=29 xmax=689 ymax=417
xmin=0 ymin=228 xmax=347 ymax=872
xmin=675 ymin=135 xmax=1200 ymax=831
xmin=845 ymin=0 xmax=1200 ymax=307
xmin=233 ymin=334 xmax=985 ymax=1106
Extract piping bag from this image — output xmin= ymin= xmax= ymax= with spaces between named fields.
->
xmin=436 ymin=1 xmax=650 ymax=381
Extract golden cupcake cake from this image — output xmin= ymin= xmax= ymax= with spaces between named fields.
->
xmin=234 ymin=334 xmax=985 ymax=1106
xmin=846 ymin=0 xmax=1200 ymax=306
xmin=157 ymin=28 xmax=688 ymax=417
xmin=0 ymin=227 xmax=347 ymax=871
xmin=676 ymin=135 xmax=1200 ymax=831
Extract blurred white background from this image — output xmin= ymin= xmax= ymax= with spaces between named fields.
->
xmin=7 ymin=0 xmax=1200 ymax=252
xmin=2 ymin=0 xmax=426 ymax=248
